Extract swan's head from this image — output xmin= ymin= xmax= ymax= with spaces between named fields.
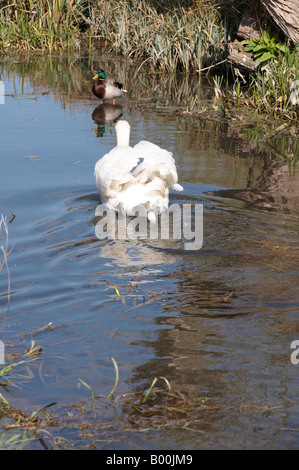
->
xmin=115 ymin=120 xmax=131 ymax=147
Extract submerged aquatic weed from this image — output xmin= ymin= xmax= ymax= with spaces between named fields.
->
xmin=103 ymin=281 xmax=121 ymax=300
xmin=0 ymin=214 xmax=12 ymax=311
xmin=79 ymin=378 xmax=95 ymax=407
xmin=0 ymin=429 xmax=35 ymax=450
xmin=27 ymin=402 xmax=57 ymax=424
xmin=107 ymin=357 xmax=119 ymax=399
xmin=78 ymin=357 xmax=119 ymax=404
xmin=0 ymin=356 xmax=40 ymax=387
xmin=0 ymin=362 xmax=290 ymax=449
xmin=144 ymin=376 xmax=172 ymax=398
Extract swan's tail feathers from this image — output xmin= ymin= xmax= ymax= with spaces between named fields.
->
xmin=145 ymin=176 xmax=168 ymax=197
xmin=172 ymin=183 xmax=184 ymax=192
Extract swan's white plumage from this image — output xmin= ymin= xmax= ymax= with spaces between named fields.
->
xmin=94 ymin=120 xmax=183 ymax=221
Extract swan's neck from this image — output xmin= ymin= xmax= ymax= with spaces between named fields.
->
xmin=116 ymin=126 xmax=130 ymax=147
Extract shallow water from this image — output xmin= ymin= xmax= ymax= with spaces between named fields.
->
xmin=0 ymin=54 xmax=298 ymax=449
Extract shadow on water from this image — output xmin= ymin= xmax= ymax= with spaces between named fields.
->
xmin=0 ymin=55 xmax=299 ymax=449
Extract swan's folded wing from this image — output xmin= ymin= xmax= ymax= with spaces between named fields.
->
xmin=94 ymin=147 xmax=141 ymax=198
xmin=133 ymin=141 xmax=182 ymax=190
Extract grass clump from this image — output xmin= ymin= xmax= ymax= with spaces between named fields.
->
xmin=242 ymin=28 xmax=289 ymax=67
xmin=0 ymin=0 xmax=83 ymax=52
xmin=0 ymin=0 xmax=227 ymax=72
xmin=249 ymin=46 xmax=299 ymax=119
xmin=219 ymin=28 xmax=299 ymax=121
xmin=87 ymin=0 xmax=226 ymax=72
xmin=251 ymin=45 xmax=298 ymax=120
xmin=241 ymin=28 xmax=299 ymax=118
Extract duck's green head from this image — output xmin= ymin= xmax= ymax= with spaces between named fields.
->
xmin=93 ymin=69 xmax=106 ymax=80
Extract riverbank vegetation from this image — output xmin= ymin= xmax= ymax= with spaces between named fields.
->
xmin=0 ymin=0 xmax=229 ymax=71
xmin=227 ymin=29 xmax=299 ymax=120
xmin=0 ymin=0 xmax=298 ymax=120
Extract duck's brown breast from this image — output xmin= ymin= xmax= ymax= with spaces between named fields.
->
xmin=92 ymin=80 xmax=106 ymax=99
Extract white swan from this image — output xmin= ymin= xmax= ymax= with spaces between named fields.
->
xmin=94 ymin=120 xmax=183 ymax=222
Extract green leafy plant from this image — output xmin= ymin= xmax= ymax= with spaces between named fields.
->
xmin=242 ymin=28 xmax=288 ymax=67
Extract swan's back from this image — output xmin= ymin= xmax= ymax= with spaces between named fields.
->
xmin=132 ymin=141 xmax=182 ymax=190
xmin=94 ymin=121 xmax=183 ymax=218
xmin=95 ymin=146 xmax=139 ymax=200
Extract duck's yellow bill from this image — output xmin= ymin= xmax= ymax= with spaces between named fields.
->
xmin=93 ymin=74 xmax=99 ymax=80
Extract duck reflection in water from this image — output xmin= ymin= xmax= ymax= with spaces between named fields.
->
xmin=92 ymin=103 xmax=123 ymax=137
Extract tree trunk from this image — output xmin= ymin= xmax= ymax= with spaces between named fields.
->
xmin=237 ymin=12 xmax=263 ymax=40
xmin=259 ymin=0 xmax=299 ymax=43
xmin=227 ymin=12 xmax=261 ymax=73
xmin=228 ymin=40 xmax=257 ymax=72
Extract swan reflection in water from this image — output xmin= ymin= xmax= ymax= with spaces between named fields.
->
xmin=96 ymin=236 xmax=181 ymax=269
xmin=92 ymin=204 xmax=195 ymax=269
xmin=92 ymin=103 xmax=123 ymax=137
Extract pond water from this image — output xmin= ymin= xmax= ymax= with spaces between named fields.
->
xmin=0 ymin=54 xmax=298 ymax=450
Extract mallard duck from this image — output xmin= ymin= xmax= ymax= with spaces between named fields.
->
xmin=94 ymin=120 xmax=183 ymax=222
xmin=92 ymin=69 xmax=127 ymax=105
